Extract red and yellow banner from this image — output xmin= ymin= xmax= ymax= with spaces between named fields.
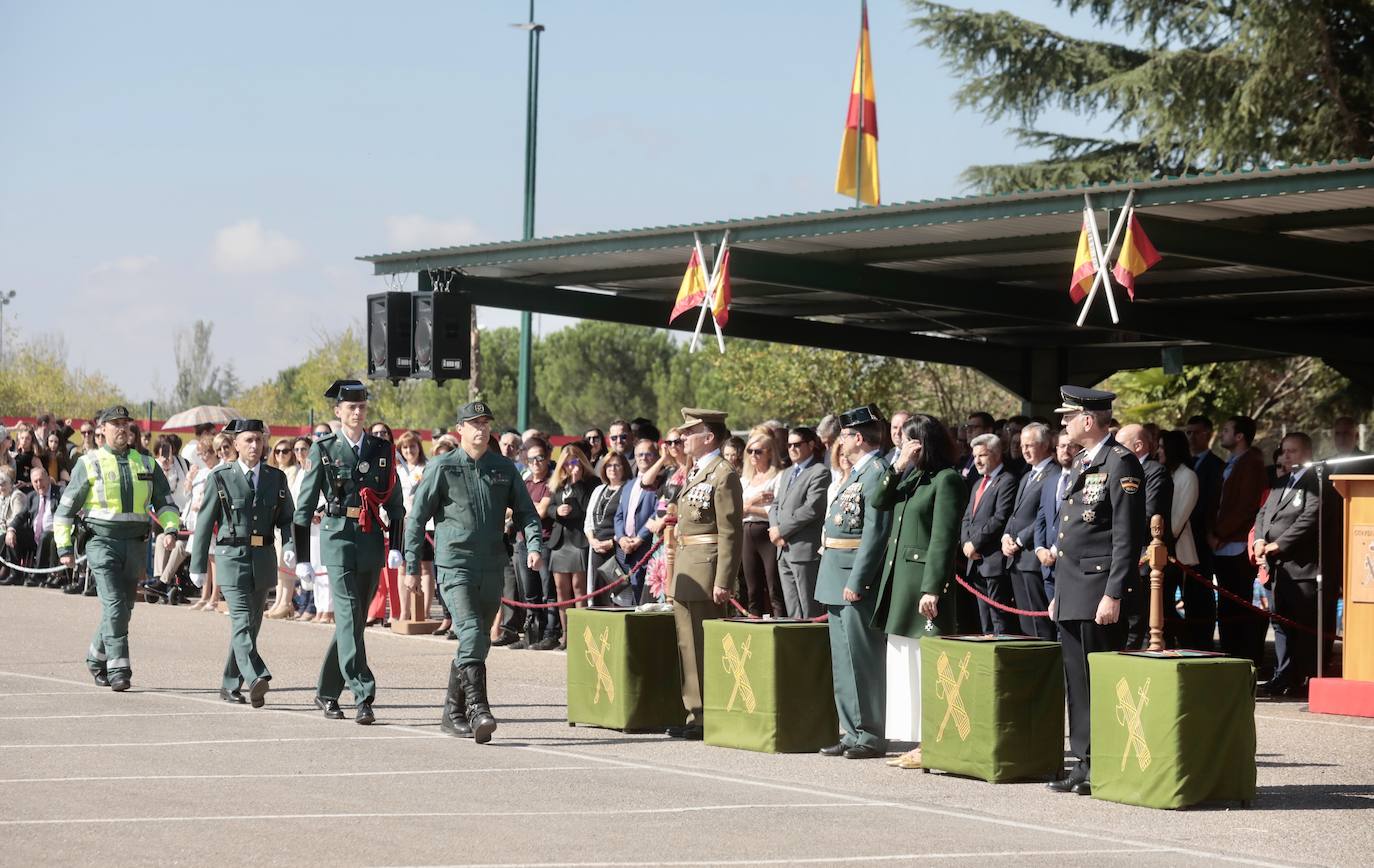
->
xmin=835 ymin=1 xmax=879 ymax=206
xmin=708 ymin=248 xmax=731 ymax=327
xmin=1111 ymin=212 xmax=1161 ymax=299
xmin=669 ymin=249 xmax=708 ymax=323
xmin=1069 ymin=211 xmax=1098 ymax=303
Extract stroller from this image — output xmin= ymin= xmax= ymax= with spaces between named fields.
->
xmin=142 ymin=532 xmax=197 ymax=605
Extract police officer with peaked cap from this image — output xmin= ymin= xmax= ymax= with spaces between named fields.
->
xmin=189 ymin=419 xmax=296 ymax=707
xmin=293 ymin=380 xmax=406 ymax=724
xmin=54 ymin=405 xmax=182 ymax=691
xmin=403 ymin=400 xmax=543 ymax=743
xmin=1046 ymin=386 xmax=1145 ymax=796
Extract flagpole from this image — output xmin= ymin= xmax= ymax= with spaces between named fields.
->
xmin=1075 ymin=190 xmax=1134 ymax=327
xmin=854 ymin=0 xmax=865 ymax=208
xmin=689 ymin=232 xmax=712 ymax=352
xmin=707 ymin=230 xmax=730 ymax=353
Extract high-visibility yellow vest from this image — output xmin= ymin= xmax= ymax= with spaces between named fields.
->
xmin=53 ymin=448 xmax=180 ymax=549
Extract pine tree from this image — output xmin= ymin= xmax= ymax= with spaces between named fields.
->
xmin=909 ymin=0 xmax=1374 ymax=193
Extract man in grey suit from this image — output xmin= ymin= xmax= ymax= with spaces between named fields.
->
xmin=1000 ymin=422 xmax=1057 ymax=638
xmin=959 ymin=433 xmax=1020 ymax=634
xmin=768 ymin=426 xmax=830 ymax=619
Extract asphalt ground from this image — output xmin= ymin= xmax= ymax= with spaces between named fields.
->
xmin=1 ymin=585 xmax=1370 ymax=867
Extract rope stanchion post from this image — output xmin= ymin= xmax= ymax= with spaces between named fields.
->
xmin=1147 ymin=514 xmax=1168 ymax=652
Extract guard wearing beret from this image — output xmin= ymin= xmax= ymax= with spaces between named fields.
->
xmin=816 ymin=404 xmax=893 ymax=759
xmin=293 ymin=380 xmax=405 ymax=725
xmin=54 ymin=405 xmax=182 ymax=692
xmin=403 ymin=401 xmax=543 ymax=743
xmin=189 ymin=419 xmax=295 ymax=707
xmin=1046 ymin=386 xmax=1145 ymax=796
xmin=667 ymin=408 xmax=744 ymax=740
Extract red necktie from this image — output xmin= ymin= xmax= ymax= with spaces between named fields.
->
xmin=972 ymin=474 xmax=990 ymax=512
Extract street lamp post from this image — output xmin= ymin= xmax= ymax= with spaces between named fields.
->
xmin=514 ymin=2 xmax=545 ymax=432
xmin=0 ymin=290 xmax=15 ymax=362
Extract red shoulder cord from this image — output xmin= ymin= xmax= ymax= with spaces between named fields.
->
xmin=357 ymin=442 xmax=398 ymax=536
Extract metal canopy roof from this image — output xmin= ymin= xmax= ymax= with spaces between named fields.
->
xmin=359 ymin=159 xmax=1374 ymax=408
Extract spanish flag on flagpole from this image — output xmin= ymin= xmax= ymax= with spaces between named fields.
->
xmin=1111 ymin=209 xmax=1162 ymax=299
xmin=835 ymin=0 xmax=879 ymax=206
xmin=708 ymin=247 xmax=731 ymax=327
xmin=669 ymin=249 xmax=708 ymax=323
xmin=1069 ymin=210 xmax=1098 ymax=303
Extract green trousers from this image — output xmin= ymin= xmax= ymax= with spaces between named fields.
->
xmin=826 ymin=597 xmax=887 ymax=751
xmin=218 ymin=551 xmax=275 ymax=691
xmin=85 ymin=536 xmax=147 ymax=679
xmin=438 ymin=558 xmax=506 ymax=667
xmin=673 ymin=598 xmax=726 ymax=727
xmin=317 ymin=565 xmax=380 ymax=704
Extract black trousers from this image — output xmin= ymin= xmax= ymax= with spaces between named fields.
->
xmin=1271 ymin=575 xmax=1318 ymax=689
xmin=741 ymin=523 xmax=784 ymax=618
xmin=1009 ymin=567 xmax=1055 ymax=639
xmin=973 ymin=572 xmax=1014 ymax=635
xmin=498 ymin=557 xmax=524 ymax=635
xmin=1178 ymin=554 xmax=1217 ymax=650
xmin=514 ymin=539 xmax=557 ymax=637
xmin=1123 ymin=569 xmax=1150 ymax=650
xmin=1058 ymin=617 xmax=1126 ymax=762
xmin=1214 ymin=553 xmax=1264 ymax=666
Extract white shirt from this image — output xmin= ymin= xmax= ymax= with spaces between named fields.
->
xmin=236 ymin=459 xmax=260 ymax=491
xmin=1169 ymin=464 xmax=1200 ymax=566
xmin=850 ymin=449 xmax=881 ymax=477
xmin=1082 ymin=434 xmax=1113 ymax=465
xmin=693 ymin=449 xmax=721 ymax=473
xmin=339 ymin=429 xmax=365 ymax=455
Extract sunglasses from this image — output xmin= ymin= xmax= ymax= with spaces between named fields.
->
xmin=567 ymin=459 xmax=581 ymax=467
xmin=663 ymin=439 xmax=682 ymax=446
xmin=527 ymin=455 xmax=548 ymax=463
xmin=787 ymin=441 xmax=805 ymax=449
xmin=313 ymin=431 xmax=330 ymax=438
xmin=80 ymin=429 xmax=94 ymax=436
xmin=273 ymin=447 xmax=291 ymax=455
xmin=586 ymin=434 xmax=603 ymax=441
xmin=746 ymin=447 xmax=769 ymax=455
xmin=608 ymin=434 xmax=630 ymax=441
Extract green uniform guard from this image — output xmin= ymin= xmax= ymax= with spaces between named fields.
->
xmin=54 ymin=405 xmax=182 ymax=692
xmin=815 ymin=404 xmax=893 ymax=759
xmin=292 ymin=380 xmax=405 ymax=725
xmin=189 ymin=419 xmax=295 ymax=707
xmin=404 ymin=401 xmax=542 ymax=743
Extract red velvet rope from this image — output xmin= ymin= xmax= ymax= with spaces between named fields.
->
xmin=1173 ymin=557 xmax=1342 ymax=640
xmin=498 ymin=539 xmax=663 ymax=610
xmin=953 ymin=573 xmax=1050 ymax=617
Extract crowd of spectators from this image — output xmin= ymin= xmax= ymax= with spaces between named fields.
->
xmin=1 ymin=407 xmax=1367 ymax=698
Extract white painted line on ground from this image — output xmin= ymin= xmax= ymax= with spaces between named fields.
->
xmin=0 ymin=691 xmax=100 ymax=697
xmin=376 ymin=851 xmax=1174 ymax=868
xmin=0 ymin=766 xmax=629 ymax=784
xmin=1255 ymin=713 xmax=1374 ymax=731
xmin=0 ymin=734 xmax=434 ymax=749
xmin=0 ymin=710 xmax=261 ymax=721
xmin=0 ymin=803 xmax=864 ymax=826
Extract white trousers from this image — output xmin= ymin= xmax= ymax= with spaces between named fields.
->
xmin=885 ymin=635 xmax=922 ymax=743
xmin=311 ymin=525 xmax=333 ymax=613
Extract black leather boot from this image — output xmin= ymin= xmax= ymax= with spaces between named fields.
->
xmin=460 ymin=662 xmax=497 ymax=744
xmin=439 ymin=661 xmax=473 ymax=738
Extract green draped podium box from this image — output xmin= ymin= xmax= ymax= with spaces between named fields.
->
xmin=566 ymin=608 xmax=683 ymax=732
xmin=919 ymin=636 xmax=1064 ymax=783
xmin=703 ymin=619 xmax=838 ymax=753
xmin=1090 ymin=651 xmax=1256 ymax=809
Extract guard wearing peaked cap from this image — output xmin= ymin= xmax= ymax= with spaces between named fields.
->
xmin=293 ymin=379 xmax=405 ymax=725
xmin=189 ymin=419 xmax=295 ymax=708
xmin=1046 ymin=385 xmax=1145 ymax=796
xmin=403 ymin=399 xmax=543 ymax=743
xmin=53 ymin=405 xmax=182 ymax=692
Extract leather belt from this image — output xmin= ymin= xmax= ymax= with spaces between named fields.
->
xmin=221 ymin=535 xmax=269 ymax=547
xmin=678 ymin=533 xmax=719 ymax=547
xmin=823 ymin=536 xmax=861 ymax=550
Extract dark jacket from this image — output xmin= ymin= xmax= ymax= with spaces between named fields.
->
xmin=9 ymin=484 xmax=63 ymax=548
xmin=1004 ymin=461 xmax=1055 ymax=572
xmin=548 ymin=479 xmax=595 ymax=551
xmin=1189 ymin=451 xmax=1224 ymax=560
xmin=959 ymin=465 xmax=1018 ymax=578
xmin=1052 ymin=438 xmax=1146 ymax=622
xmin=1139 ymin=456 xmax=1174 ymax=564
xmin=1032 ymin=464 xmax=1067 ymax=581
xmin=1214 ymin=447 xmax=1267 ymax=547
xmin=1251 ymin=471 xmax=1320 ymax=582
xmin=870 ymin=466 xmax=967 ymax=638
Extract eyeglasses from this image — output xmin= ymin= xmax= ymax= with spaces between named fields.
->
xmin=273 ymin=447 xmax=291 ymax=455
xmin=567 ymin=459 xmax=580 ymax=467
xmin=80 ymin=429 xmax=93 ymax=436
xmin=585 ymin=434 xmax=603 ymax=441
xmin=313 ymin=431 xmax=330 ymax=439
xmin=839 ymin=430 xmax=860 ymax=440
xmin=663 ymin=439 xmax=682 ymax=446
xmin=746 ymin=448 xmax=768 ymax=455
xmin=634 ymin=452 xmax=655 ymax=460
xmin=787 ymin=441 xmax=805 ymax=449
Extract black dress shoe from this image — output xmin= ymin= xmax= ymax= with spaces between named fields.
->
xmin=491 ymin=632 xmax=519 ymax=647
xmin=315 ymin=696 xmax=344 ymax=719
xmin=665 ymin=725 xmax=689 ymax=738
xmin=1255 ymin=679 xmax=1290 ymax=698
xmin=1047 ymin=763 xmax=1087 ymax=792
xmin=219 ymin=687 xmax=247 ymax=704
xmin=355 ymin=702 xmax=375 ymax=725
xmin=248 ymin=677 xmax=269 ymax=708
xmin=445 ymin=630 xmax=457 ymax=640
xmin=843 ymin=744 xmax=884 ymax=760
xmin=24 ymin=578 xmax=41 ymax=587
xmin=681 ymin=725 xmax=703 ymax=740
xmin=63 ymin=582 xmax=83 ymax=595
xmin=83 ymin=583 xmax=97 ymax=596
xmin=109 ymin=674 xmax=131 ymax=692
xmin=92 ymin=671 xmax=109 ymax=687
xmin=819 ymin=742 xmax=848 ymax=757
xmin=1071 ymin=779 xmax=1093 ymax=795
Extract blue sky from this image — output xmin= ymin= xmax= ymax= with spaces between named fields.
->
xmin=0 ymin=0 xmax=1113 ymax=400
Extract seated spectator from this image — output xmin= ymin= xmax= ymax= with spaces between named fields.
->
xmin=8 ymin=466 xmax=63 ymax=586
xmin=0 ymin=425 xmax=14 ymax=478
xmin=0 ymin=468 xmax=26 ymax=586
xmin=41 ymin=432 xmax=70 ymax=483
xmin=10 ymin=423 xmax=39 ymax=491
xmin=75 ymin=421 xmax=99 ymax=456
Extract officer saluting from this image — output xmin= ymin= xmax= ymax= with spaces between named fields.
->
xmin=668 ymin=408 xmax=744 ymax=740
xmin=189 ymin=419 xmax=295 ymax=707
xmin=1046 ymin=386 xmax=1145 ymax=796
xmin=293 ymin=380 xmax=405 ymax=725
xmin=404 ymin=401 xmax=543 ymax=744
xmin=54 ymin=405 xmax=182 ymax=691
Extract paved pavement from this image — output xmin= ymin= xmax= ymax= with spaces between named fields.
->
xmin=0 ymin=585 xmax=1369 ymax=867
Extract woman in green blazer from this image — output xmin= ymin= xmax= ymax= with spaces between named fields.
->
xmin=870 ymin=413 xmax=968 ymax=770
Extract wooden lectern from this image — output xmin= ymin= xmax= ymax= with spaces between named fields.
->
xmin=1310 ymin=475 xmax=1374 ymax=717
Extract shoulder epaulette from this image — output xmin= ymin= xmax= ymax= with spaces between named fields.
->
xmin=1112 ymin=446 xmax=1129 ymax=457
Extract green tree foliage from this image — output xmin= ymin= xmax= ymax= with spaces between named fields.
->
xmin=909 ymin=0 xmax=1374 ymax=193
xmin=166 ymin=320 xmax=238 ymax=411
xmin=536 ymin=321 xmax=676 ymax=434
xmin=0 ymin=330 xmax=127 ymax=420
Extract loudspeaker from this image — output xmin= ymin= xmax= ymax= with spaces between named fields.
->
xmin=412 ymin=289 xmax=470 ymax=383
xmin=366 ymin=292 xmax=412 ymax=381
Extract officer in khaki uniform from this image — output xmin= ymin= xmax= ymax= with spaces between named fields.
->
xmin=667 ymin=408 xmax=744 ymax=740
xmin=1046 ymin=386 xmax=1144 ymax=796
xmin=293 ymin=380 xmax=406 ymax=725
xmin=189 ymin=419 xmax=295 ymax=707
xmin=54 ymin=406 xmax=182 ymax=692
xmin=404 ymin=401 xmax=543 ymax=744
xmin=816 ymin=404 xmax=893 ymax=759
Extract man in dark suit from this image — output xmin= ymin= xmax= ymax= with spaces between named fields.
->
xmin=768 ymin=426 xmax=831 ymax=619
xmin=1116 ymin=423 xmax=1173 ymax=649
xmin=1001 ymin=422 xmax=1057 ymax=638
xmin=1033 ymin=429 xmax=1082 ymax=640
xmin=959 ymin=432 xmax=1019 ymax=634
xmin=1252 ymin=433 xmax=1321 ymax=698
xmin=1047 ymin=386 xmax=1145 ymax=797
xmin=6 ymin=466 xmax=63 ymax=586
xmin=1183 ymin=414 xmax=1224 ymax=649
xmin=1211 ymin=415 xmax=1267 ymax=666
